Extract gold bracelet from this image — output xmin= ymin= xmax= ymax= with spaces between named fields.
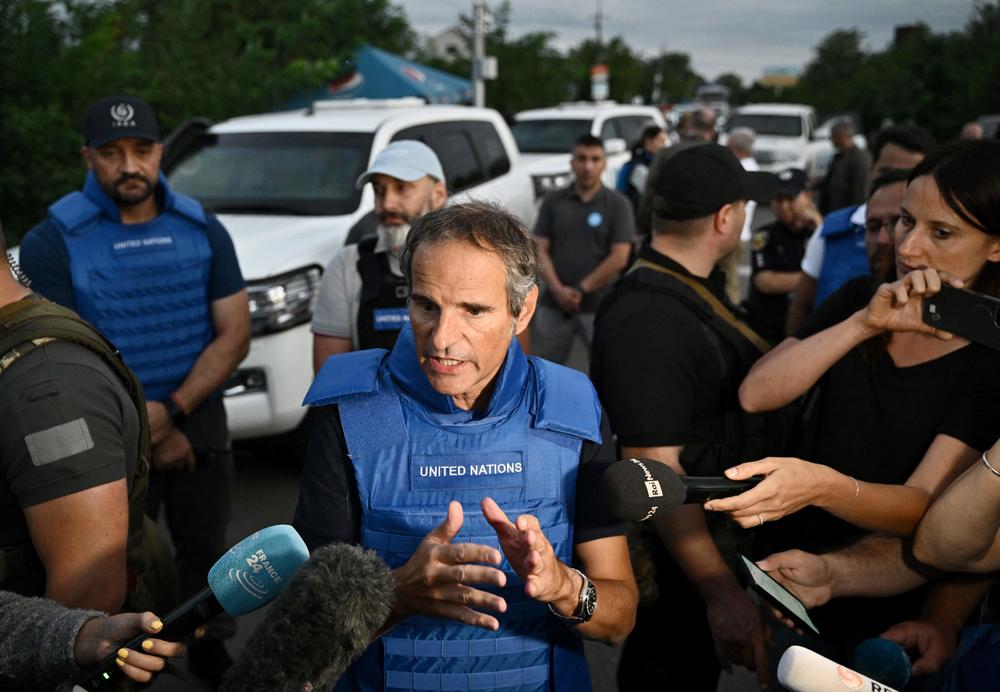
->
xmin=982 ymin=451 xmax=1000 ymax=479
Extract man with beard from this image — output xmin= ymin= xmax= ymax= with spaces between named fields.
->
xmin=20 ymin=95 xmax=250 ymax=686
xmin=312 ymin=140 xmax=446 ymax=372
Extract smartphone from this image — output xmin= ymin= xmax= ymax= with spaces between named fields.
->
xmin=922 ymin=284 xmax=1000 ymax=351
xmin=740 ymin=555 xmax=821 ymax=635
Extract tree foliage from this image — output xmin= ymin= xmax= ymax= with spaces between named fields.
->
xmin=4 ymin=0 xmax=999 ymax=242
xmin=1 ymin=0 xmax=413 ymax=242
xmin=786 ymin=5 xmax=1000 ymax=138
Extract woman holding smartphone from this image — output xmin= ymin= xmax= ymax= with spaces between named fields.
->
xmin=708 ymin=137 xmax=1000 ymax=689
xmin=707 ymin=139 xmax=1000 ymax=539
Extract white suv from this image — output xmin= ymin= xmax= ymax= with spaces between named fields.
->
xmin=722 ymin=103 xmax=818 ymax=172
xmin=163 ymin=98 xmax=535 ymax=439
xmin=511 ymin=102 xmax=667 ymax=199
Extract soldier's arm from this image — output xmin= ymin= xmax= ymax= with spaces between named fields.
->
xmin=24 ymin=480 xmax=128 ymax=612
xmin=8 ymin=344 xmax=134 ymax=613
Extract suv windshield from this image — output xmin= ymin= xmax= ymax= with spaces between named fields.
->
xmin=167 ymin=132 xmax=373 ymax=216
xmin=511 ymin=119 xmax=592 ymax=153
xmin=726 ymin=114 xmax=803 ymax=137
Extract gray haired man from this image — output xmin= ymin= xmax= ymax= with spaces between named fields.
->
xmin=294 ymin=201 xmax=638 ymax=692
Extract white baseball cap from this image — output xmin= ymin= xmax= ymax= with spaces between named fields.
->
xmin=356 ymin=140 xmax=446 ymax=189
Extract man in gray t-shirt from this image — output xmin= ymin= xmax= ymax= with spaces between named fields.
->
xmin=532 ymin=134 xmax=634 ymax=364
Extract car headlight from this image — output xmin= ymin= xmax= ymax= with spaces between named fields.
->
xmin=247 ymin=265 xmax=323 ymax=336
xmin=532 ymin=173 xmax=571 ymax=199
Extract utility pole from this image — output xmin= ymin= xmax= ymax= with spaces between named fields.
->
xmin=472 ymin=1 xmax=487 ymax=107
xmin=590 ymin=0 xmax=608 ymax=101
xmin=594 ymin=0 xmax=603 ymax=52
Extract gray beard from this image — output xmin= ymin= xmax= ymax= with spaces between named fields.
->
xmin=379 ymin=223 xmax=411 ymax=255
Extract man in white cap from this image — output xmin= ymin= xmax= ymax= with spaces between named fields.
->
xmin=312 ymin=140 xmax=447 ymax=371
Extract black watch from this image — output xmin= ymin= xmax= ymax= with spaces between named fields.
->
xmin=549 ymin=568 xmax=597 ymax=624
xmin=162 ymin=396 xmax=187 ymax=426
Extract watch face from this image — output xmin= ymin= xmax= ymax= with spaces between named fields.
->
xmin=580 ymin=581 xmax=597 ymax=620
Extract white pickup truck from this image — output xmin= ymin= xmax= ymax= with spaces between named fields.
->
xmin=162 ymin=98 xmax=536 ymax=440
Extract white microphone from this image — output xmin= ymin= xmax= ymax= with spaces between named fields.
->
xmin=778 ymin=645 xmax=899 ymax=692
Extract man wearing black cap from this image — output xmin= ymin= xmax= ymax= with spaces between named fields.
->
xmin=591 ymin=143 xmax=777 ymax=690
xmin=747 ymin=168 xmax=821 ymax=344
xmin=20 ymin=95 xmax=250 ymax=684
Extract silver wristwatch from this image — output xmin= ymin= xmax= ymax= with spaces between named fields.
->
xmin=548 ymin=568 xmax=597 ymax=624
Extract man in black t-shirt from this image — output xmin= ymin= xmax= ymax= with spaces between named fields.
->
xmin=0 ymin=232 xmax=136 ymax=616
xmin=748 ymin=168 xmax=818 ymax=343
xmin=592 ymin=144 xmax=776 ymax=690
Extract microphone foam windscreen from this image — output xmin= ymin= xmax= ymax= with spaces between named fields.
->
xmin=850 ymin=638 xmax=911 ymax=690
xmin=221 ymin=542 xmax=394 ymax=692
xmin=600 ymin=457 xmax=686 ymax=521
xmin=208 ymin=524 xmax=310 ymax=616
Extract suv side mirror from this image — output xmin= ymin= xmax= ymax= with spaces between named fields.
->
xmin=604 ymin=137 xmax=627 ymax=155
xmin=161 ymin=117 xmax=213 ymax=173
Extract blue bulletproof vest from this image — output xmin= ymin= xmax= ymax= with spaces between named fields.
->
xmin=48 ymin=172 xmax=213 ymax=401
xmin=304 ymin=325 xmax=602 ymax=692
xmin=815 ymin=204 xmax=868 ymax=307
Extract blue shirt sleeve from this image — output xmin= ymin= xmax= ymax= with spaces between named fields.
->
xmin=19 ymin=220 xmax=76 ymax=310
xmin=205 ymin=214 xmax=245 ymax=301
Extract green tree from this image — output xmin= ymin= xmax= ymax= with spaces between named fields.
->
xmin=644 ymin=51 xmax=702 ymax=104
xmin=792 ymin=28 xmax=867 ymax=117
xmin=0 ymin=0 xmax=414 ymax=243
xmin=568 ymin=37 xmax=648 ymax=104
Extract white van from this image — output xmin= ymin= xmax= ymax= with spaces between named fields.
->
xmin=511 ymin=102 xmax=667 ymax=200
xmin=163 ymin=99 xmax=535 ymax=439
xmin=721 ymin=103 xmax=818 ymax=172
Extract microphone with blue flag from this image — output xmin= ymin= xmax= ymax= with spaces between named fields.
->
xmin=73 ymin=524 xmax=309 ymax=689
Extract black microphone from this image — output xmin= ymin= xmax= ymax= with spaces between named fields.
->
xmin=73 ymin=525 xmax=309 ymax=689
xmin=601 ymin=457 xmax=763 ymax=521
xmin=220 ymin=542 xmax=394 ymax=692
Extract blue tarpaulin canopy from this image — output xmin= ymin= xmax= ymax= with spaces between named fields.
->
xmin=285 ymin=45 xmax=473 ymax=108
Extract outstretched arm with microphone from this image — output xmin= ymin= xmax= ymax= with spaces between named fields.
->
xmin=0 ymin=591 xmax=184 ymax=690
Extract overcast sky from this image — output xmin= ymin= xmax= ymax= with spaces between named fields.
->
xmin=396 ymin=0 xmax=977 ymax=83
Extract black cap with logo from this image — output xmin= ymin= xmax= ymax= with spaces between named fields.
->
xmin=83 ymin=95 xmax=160 ymax=148
xmin=653 ymin=143 xmax=778 ymax=220
xmin=774 ymin=168 xmax=809 ymax=198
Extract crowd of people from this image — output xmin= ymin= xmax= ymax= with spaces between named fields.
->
xmin=2 ymin=90 xmax=1000 ymax=692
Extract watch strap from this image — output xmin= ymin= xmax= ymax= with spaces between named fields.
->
xmin=162 ymin=394 xmax=187 ymax=426
xmin=547 ymin=567 xmax=596 ymax=624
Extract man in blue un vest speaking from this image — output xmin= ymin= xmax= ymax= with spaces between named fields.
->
xmin=294 ymin=201 xmax=637 ymax=691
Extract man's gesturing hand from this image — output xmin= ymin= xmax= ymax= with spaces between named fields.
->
xmin=392 ymin=501 xmax=508 ymax=630
xmin=481 ymin=497 xmax=577 ymax=611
